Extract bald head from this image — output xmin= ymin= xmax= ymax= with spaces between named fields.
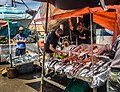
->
xmin=18 ymin=27 xmax=24 ymax=33
xmin=19 ymin=27 xmax=24 ymax=31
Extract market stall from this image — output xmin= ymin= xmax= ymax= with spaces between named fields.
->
xmin=33 ymin=1 xmax=120 ymax=92
xmin=7 ymin=53 xmax=39 ymax=74
xmin=0 ymin=21 xmax=31 ymax=65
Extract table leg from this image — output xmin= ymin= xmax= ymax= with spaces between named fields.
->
xmin=93 ymin=88 xmax=97 ymax=92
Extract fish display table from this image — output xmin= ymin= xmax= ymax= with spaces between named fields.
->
xmin=45 ymin=44 xmax=111 ymax=88
xmin=8 ymin=54 xmax=39 ymax=74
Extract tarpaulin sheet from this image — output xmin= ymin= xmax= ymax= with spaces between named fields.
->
xmin=0 ymin=20 xmax=8 ymax=27
xmin=35 ymin=5 xmax=120 ymax=39
xmin=0 ymin=22 xmax=31 ymax=38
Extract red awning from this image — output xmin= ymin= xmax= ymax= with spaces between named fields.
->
xmin=0 ymin=20 xmax=8 ymax=27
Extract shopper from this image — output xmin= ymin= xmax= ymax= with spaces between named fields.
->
xmin=14 ymin=27 xmax=27 ymax=56
xmin=107 ymin=35 xmax=120 ymax=92
xmin=45 ymin=28 xmax=63 ymax=58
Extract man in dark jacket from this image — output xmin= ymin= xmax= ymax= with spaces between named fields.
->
xmin=45 ymin=28 xmax=63 ymax=57
xmin=73 ymin=22 xmax=94 ymax=45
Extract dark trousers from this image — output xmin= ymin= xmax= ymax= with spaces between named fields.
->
xmin=15 ymin=48 xmax=26 ymax=56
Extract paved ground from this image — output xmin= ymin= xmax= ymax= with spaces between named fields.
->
xmin=0 ymin=63 xmax=63 ymax=92
xmin=0 ymin=63 xmax=38 ymax=92
xmin=0 ymin=62 xmax=106 ymax=92
xmin=0 ymin=43 xmax=62 ymax=92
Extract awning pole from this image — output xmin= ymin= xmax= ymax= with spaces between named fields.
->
xmin=90 ymin=9 xmax=97 ymax=92
xmin=90 ymin=11 xmax=94 ymax=74
xmin=11 ymin=0 xmax=14 ymax=7
xmin=8 ymin=22 xmax=12 ymax=68
xmin=41 ymin=0 xmax=49 ymax=92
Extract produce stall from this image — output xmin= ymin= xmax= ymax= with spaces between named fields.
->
xmin=45 ymin=44 xmax=111 ymax=88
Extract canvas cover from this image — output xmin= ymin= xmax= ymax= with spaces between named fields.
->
xmin=0 ymin=20 xmax=8 ymax=27
xmin=39 ymin=3 xmax=72 ymax=30
xmin=0 ymin=22 xmax=31 ymax=38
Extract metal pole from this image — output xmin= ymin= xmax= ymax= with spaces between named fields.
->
xmin=76 ymin=36 xmax=78 ymax=45
xmin=93 ymin=88 xmax=97 ymax=92
xmin=11 ymin=0 xmax=14 ymax=7
xmin=90 ymin=14 xmax=93 ymax=45
xmin=89 ymin=10 xmax=97 ymax=92
xmin=34 ymin=20 xmax=41 ymax=64
xmin=90 ymin=12 xmax=94 ymax=73
xmin=8 ymin=22 xmax=13 ymax=68
xmin=41 ymin=0 xmax=49 ymax=92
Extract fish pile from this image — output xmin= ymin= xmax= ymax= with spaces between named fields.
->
xmin=8 ymin=53 xmax=39 ymax=66
xmin=45 ymin=44 xmax=111 ymax=87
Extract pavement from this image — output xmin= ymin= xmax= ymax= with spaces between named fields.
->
xmin=0 ymin=63 xmax=63 ymax=92
xmin=0 ymin=63 xmax=39 ymax=92
xmin=0 ymin=43 xmax=62 ymax=92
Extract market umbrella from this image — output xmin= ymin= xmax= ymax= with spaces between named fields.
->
xmin=0 ymin=5 xmax=35 ymax=29
xmin=0 ymin=22 xmax=31 ymax=38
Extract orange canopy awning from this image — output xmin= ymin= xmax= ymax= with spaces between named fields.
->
xmin=51 ymin=5 xmax=118 ymax=31
xmin=93 ymin=12 xmax=116 ymax=31
xmin=35 ymin=5 xmax=120 ymax=38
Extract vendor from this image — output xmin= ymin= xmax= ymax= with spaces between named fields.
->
xmin=73 ymin=22 xmax=94 ymax=45
xmin=45 ymin=28 xmax=63 ymax=58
